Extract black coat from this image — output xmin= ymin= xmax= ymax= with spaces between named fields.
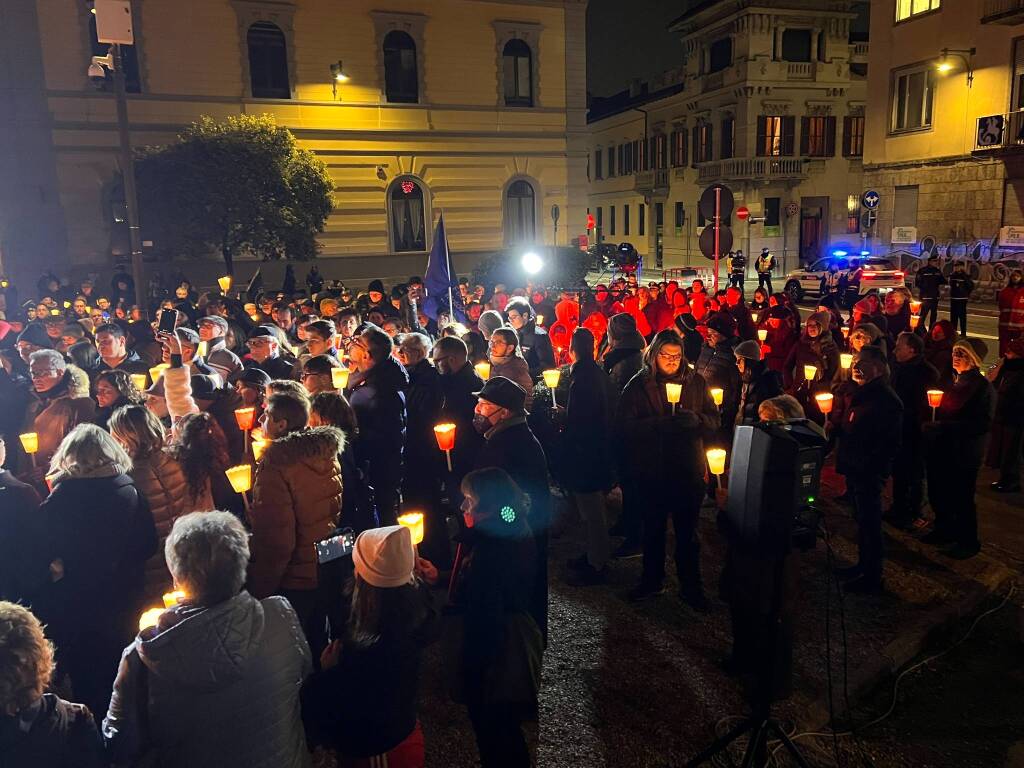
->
xmin=248 ymin=354 xmax=298 ymax=381
xmin=674 ymin=318 xmax=705 ymax=364
xmin=603 ymin=344 xmax=644 ymax=394
xmin=561 ymin=359 xmax=616 ymax=493
xmin=696 ymin=337 xmax=742 ymax=428
xmin=403 ymin=360 xmax=444 ymax=466
xmin=836 ymin=376 xmax=904 ymax=479
xmin=0 ymin=471 xmax=43 ymax=604
xmin=736 ymin=364 xmax=784 ymax=425
xmin=993 ymin=357 xmax=1024 ymax=427
xmin=948 ymin=271 xmax=974 ymax=300
xmin=516 ymin=322 xmax=556 ymax=379
xmin=915 ymin=265 xmax=945 ymax=299
xmin=476 ymin=418 xmax=551 ymax=534
xmin=0 ymin=694 xmax=105 ymax=768
xmin=438 ymin=362 xmax=486 ymax=487
xmin=891 ymin=355 xmax=940 ymax=445
xmin=614 ymin=367 xmax=720 ymax=487
xmin=924 ymin=368 xmax=995 ymax=468
xmin=350 ymin=356 xmax=409 ymax=480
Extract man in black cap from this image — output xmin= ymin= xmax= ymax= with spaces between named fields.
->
xmin=9 ymin=324 xmax=53 ymax=381
xmin=198 ymin=315 xmax=242 ymax=383
xmin=245 ymin=326 xmax=297 ymax=380
xmin=473 ymin=376 xmax=551 ymax=639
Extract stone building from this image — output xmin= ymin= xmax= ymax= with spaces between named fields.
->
xmin=0 ymin=0 xmax=588 ymax=290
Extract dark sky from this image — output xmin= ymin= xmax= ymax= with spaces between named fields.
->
xmin=586 ymin=0 xmax=685 ymax=98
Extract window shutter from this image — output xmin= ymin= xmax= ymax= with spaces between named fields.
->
xmin=825 ymin=116 xmax=836 ymax=157
xmin=691 ymin=126 xmax=699 ymax=167
xmin=756 ymin=116 xmax=767 ymax=157
xmin=800 ymin=117 xmax=810 ymax=156
xmin=782 ymin=116 xmax=796 ymax=156
xmin=842 ymin=117 xmax=852 ymax=156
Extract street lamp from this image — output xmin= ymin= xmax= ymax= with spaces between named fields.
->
xmin=522 ymin=251 xmax=543 ymax=275
xmin=935 ymin=47 xmax=976 ymax=87
xmin=330 ymin=60 xmax=349 ymax=100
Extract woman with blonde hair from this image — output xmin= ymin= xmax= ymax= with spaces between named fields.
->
xmin=38 ymin=424 xmax=157 ymax=722
xmin=109 ymin=404 xmax=191 ymax=601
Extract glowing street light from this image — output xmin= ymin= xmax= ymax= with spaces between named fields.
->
xmin=522 ymin=251 xmax=543 ymax=275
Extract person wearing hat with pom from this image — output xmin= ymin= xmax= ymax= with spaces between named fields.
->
xmin=302 ymin=525 xmax=438 ymax=768
xmin=921 ymin=337 xmax=994 ymax=559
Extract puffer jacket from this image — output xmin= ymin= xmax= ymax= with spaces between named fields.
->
xmin=102 ymin=592 xmax=312 ymax=768
xmin=247 ymin=426 xmax=344 ymax=597
xmin=130 ymin=450 xmax=190 ymax=601
xmin=924 ymin=368 xmax=994 ymax=468
xmin=22 ymin=365 xmax=96 ymax=468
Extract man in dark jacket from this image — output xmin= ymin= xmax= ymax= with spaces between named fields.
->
xmin=349 ymin=326 xmax=409 ymax=524
xmin=396 ymin=332 xmax=448 ymax=566
xmin=674 ymin=312 xmax=704 ymax=365
xmin=473 ymin=376 xmax=551 ymax=639
xmin=733 ymin=340 xmax=783 ymax=425
xmin=616 ymin=330 xmax=720 ymax=607
xmin=914 ymin=254 xmax=945 ymax=329
xmin=93 ymin=323 xmax=149 ymax=381
xmin=696 ymin=311 xmax=742 ymax=434
xmin=889 ymin=332 xmax=939 ymax=529
xmin=604 ymin=313 xmax=645 ymax=394
xmin=947 ymin=261 xmax=974 ymax=336
xmin=433 ymin=336 xmax=485 ymax=494
xmin=504 ymin=297 xmax=555 ymax=378
xmin=562 ymin=329 xmax=617 ymax=585
xmin=245 ymin=325 xmax=298 ymax=380
xmin=836 ymin=346 xmax=903 ymax=594
xmin=0 ymin=438 xmax=43 ymax=603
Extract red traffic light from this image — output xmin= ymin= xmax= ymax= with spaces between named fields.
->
xmin=736 ymin=206 xmax=750 ymax=221
xmin=586 ymin=213 xmax=596 ymax=230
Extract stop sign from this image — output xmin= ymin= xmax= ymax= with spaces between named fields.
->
xmin=736 ymin=206 xmax=750 ymax=221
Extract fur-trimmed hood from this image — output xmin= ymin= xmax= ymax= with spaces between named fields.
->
xmin=262 ymin=425 xmax=345 ymax=468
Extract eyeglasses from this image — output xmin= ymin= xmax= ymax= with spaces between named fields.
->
xmin=30 ymin=367 xmax=59 ymax=378
xmin=657 ymin=352 xmax=684 ymax=363
xmin=246 ymin=338 xmax=271 ymax=348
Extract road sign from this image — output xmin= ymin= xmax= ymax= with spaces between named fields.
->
xmin=699 ymin=224 xmax=733 ymax=260
xmin=860 ymin=210 xmax=878 ymax=230
xmin=861 ymin=190 xmax=881 ymax=210
xmin=736 ymin=206 xmax=750 ymax=221
xmin=891 ymin=226 xmax=918 ymax=244
xmin=785 ymin=201 xmax=799 ymax=218
xmin=699 ymin=184 xmax=734 ymax=221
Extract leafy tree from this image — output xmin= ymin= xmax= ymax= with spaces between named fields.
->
xmin=135 ymin=114 xmax=333 ymax=274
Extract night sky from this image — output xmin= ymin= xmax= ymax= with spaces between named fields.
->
xmin=586 ymin=0 xmax=685 ymax=98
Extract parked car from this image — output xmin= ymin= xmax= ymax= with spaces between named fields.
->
xmin=783 ymin=255 xmax=905 ymax=305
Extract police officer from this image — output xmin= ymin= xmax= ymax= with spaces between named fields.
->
xmin=756 ymin=248 xmax=774 ymax=294
xmin=914 ymin=254 xmax=945 ymax=330
xmin=729 ymin=249 xmax=746 ymax=293
xmin=948 ymin=261 xmax=974 ymax=336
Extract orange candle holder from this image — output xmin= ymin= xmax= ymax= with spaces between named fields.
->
xmin=815 ymin=392 xmax=834 ymax=414
xmin=927 ymin=389 xmax=943 ymax=421
xmin=234 ymin=407 xmax=256 ymax=431
xmin=433 ymin=423 xmax=457 ymax=471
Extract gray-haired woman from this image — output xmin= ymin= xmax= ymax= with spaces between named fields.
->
xmin=103 ymin=511 xmax=312 ymax=768
xmin=37 ymin=423 xmax=157 ymax=723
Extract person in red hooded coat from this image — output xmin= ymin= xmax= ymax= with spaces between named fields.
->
xmin=996 ymin=269 xmax=1024 ymax=356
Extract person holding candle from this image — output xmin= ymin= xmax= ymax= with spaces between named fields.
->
xmin=91 ymin=369 xmax=144 ymax=430
xmin=921 ymin=338 xmax=994 ymax=559
xmin=782 ymin=311 xmax=839 ymax=419
xmin=834 ymin=347 xmax=903 ymax=595
xmin=924 ymin=319 xmax=957 ymax=381
xmin=733 ymin=340 xmax=783 ymax=426
xmin=487 ymin=327 xmax=534 ymax=412
xmin=888 ymin=332 xmax=940 ymax=529
xmin=196 ymin=315 xmax=243 ymax=384
xmin=986 ymin=338 xmax=1024 ymax=493
xmin=37 ymin=424 xmax=157 ymax=721
xmin=348 ymin=326 xmax=409 ymax=525
xmin=301 ymin=525 xmax=439 ymax=767
xmin=433 ymin=336 xmax=487 ymax=495
xmin=166 ymin=412 xmax=239 ymax=517
xmin=21 ymin=350 xmax=95 ymax=474
xmin=0 ymin=602 xmax=106 ymax=767
xmin=616 ymin=330 xmax=720 ymax=607
xmin=102 ymin=511 xmax=313 ymax=767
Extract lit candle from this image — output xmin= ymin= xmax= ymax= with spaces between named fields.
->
xmin=197 ymin=340 xmax=208 ymax=358
xmin=218 ymin=275 xmax=233 ymax=293
xmin=758 ymin=329 xmax=768 ymax=342
xmin=397 ymin=512 xmax=425 ymax=545
xmin=840 ymin=353 xmax=853 ymax=370
xmin=815 ymin=392 xmax=834 ymax=414
xmin=234 ymin=407 xmax=256 ymax=431
xmin=803 ymin=364 xmax=818 ymax=383
xmin=19 ymin=432 xmax=39 ymax=454
xmin=225 ymin=464 xmax=252 ymax=511
xmin=149 ymin=363 xmax=169 ymax=382
xmin=536 ymin=314 xmax=545 ymax=327
xmin=139 ymin=607 xmax=165 ymax=632
xmin=750 ymin=311 xmax=759 ymax=324
xmin=162 ymin=590 xmax=187 ymax=608
xmin=910 ymin=314 xmax=920 ymax=330
xmin=910 ymin=300 xmax=922 ymax=315
xmin=927 ymin=389 xmax=943 ymax=421
xmin=707 ymin=448 xmax=727 ymax=476
xmin=474 ymin=361 xmax=491 ymax=381
xmin=130 ymin=373 xmax=148 ymax=391
xmin=331 ymin=367 xmax=350 ymax=390
xmin=251 ymin=439 xmax=268 ymax=461
xmin=710 ymin=387 xmax=724 ymax=407
xmin=841 ymin=327 xmax=850 ymax=338
xmin=543 ymin=369 xmax=561 ymax=407
xmin=433 ymin=423 xmax=457 ymax=471
xmin=665 ymin=381 xmax=682 ymax=414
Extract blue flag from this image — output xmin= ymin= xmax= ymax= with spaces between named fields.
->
xmin=422 ymin=213 xmax=466 ymax=322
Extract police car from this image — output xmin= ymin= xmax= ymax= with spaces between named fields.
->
xmin=783 ymin=252 xmax=905 ymax=305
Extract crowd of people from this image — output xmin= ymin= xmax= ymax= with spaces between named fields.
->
xmin=0 ymin=258 xmax=1022 ymax=768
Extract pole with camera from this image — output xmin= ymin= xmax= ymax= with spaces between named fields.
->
xmin=89 ymin=0 xmax=145 ymax=312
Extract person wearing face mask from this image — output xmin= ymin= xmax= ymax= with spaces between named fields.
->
xmin=472 ymin=377 xmax=551 ymax=640
xmin=733 ymin=340 xmax=783 ymax=426
xmin=487 ymin=327 xmax=534 ymax=411
xmin=432 ymin=336 xmax=485 ymax=495
xmin=615 ymin=330 xmax=720 ymax=607
xmin=503 ymin=297 xmax=555 ymax=379
xmin=921 ymin=338 xmax=994 ymax=559
xmin=834 ymin=347 xmax=903 ymax=595
xmin=996 ymin=269 xmax=1024 ymax=356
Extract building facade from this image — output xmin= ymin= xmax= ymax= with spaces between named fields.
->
xmin=863 ymin=0 xmax=1024 ymax=274
xmin=0 ymin=0 xmax=588 ymax=289
xmin=585 ymin=0 xmax=868 ymax=276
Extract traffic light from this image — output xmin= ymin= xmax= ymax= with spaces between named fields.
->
xmin=586 ymin=213 xmax=596 ymax=231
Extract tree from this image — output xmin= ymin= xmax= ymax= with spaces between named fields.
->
xmin=135 ymin=114 xmax=333 ymax=274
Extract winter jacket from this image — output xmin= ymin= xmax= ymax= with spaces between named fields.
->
xmin=247 ymin=354 xmax=299 ymax=381
xmin=515 ymin=321 xmax=556 ymax=379
xmin=783 ymin=332 xmax=840 ymax=391
xmin=925 ymin=320 xmax=956 ymax=380
xmin=695 ymin=337 xmax=742 ymax=427
xmin=915 ymin=265 xmax=945 ymax=299
xmin=301 ymin=584 xmax=439 ymax=757
xmin=836 ymin=376 xmax=903 ymax=479
xmin=490 ymin=354 xmax=535 ymax=411
xmin=762 ymin=322 xmax=797 ymax=375
xmin=95 ymin=349 xmax=149 ymax=380
xmin=673 ymin=317 xmax=705 ymax=364
xmin=924 ymin=368 xmax=995 ymax=469
xmin=560 ymin=359 xmax=616 ymax=493
xmin=247 ymin=426 xmax=343 ymax=597
xmin=1 ymin=694 xmax=105 ymax=768
xmin=736 ymin=364 xmax=784 ymax=425
xmin=997 ymin=284 xmax=1024 ymax=355
xmin=349 ymin=357 xmax=408 ymax=494
xmin=643 ymin=297 xmax=674 ymax=334
xmin=884 ymin=303 xmax=912 ymax=344
xmin=403 ymin=360 xmax=444 ymax=466
xmin=948 ymin=271 xmax=974 ymax=301
xmin=891 ymin=355 xmax=940 ymax=446
xmin=614 ymin=366 xmax=720 ymax=487
xmin=992 ymin=357 xmax=1024 ymax=427
xmin=205 ymin=338 xmax=243 ymax=383
xmin=438 ymin=362 xmax=486 ymax=487
xmin=130 ymin=450 xmax=191 ymax=601
xmin=102 ymin=593 xmax=312 ymax=768
xmin=603 ymin=340 xmax=645 ymax=393
xmin=476 ymin=417 xmax=551 ymax=535
xmin=22 ymin=366 xmax=96 ymax=468
xmin=0 ymin=470 xmax=43 ymax=604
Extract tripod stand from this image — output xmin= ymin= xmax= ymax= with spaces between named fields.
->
xmin=685 ymin=553 xmax=812 ymax=768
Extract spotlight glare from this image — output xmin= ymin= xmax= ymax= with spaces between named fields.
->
xmin=522 ymin=251 xmax=543 ymax=274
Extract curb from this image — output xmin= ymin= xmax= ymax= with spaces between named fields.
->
xmin=800 ymin=560 xmax=1018 ymax=732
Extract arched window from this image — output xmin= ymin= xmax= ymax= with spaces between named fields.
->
xmin=390 ymin=179 xmax=427 ymax=252
xmin=247 ymin=22 xmax=290 ymax=99
xmin=505 ymin=180 xmax=536 ymax=245
xmin=383 ymin=31 xmax=418 ymax=104
xmin=503 ymin=39 xmax=533 ymax=107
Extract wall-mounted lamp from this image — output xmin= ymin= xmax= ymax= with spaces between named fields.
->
xmin=936 ymin=47 xmax=976 ymax=87
xmin=330 ymin=60 xmax=349 ymax=100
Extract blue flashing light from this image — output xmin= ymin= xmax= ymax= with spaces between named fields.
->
xmin=832 ymin=250 xmax=848 ymax=257
xmin=860 ymin=250 xmax=871 ymax=256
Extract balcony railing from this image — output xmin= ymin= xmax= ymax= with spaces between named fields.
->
xmin=787 ymin=62 xmax=814 ymax=80
xmin=702 ymin=70 xmax=725 ymax=93
xmin=697 ymin=157 xmax=807 ymax=183
xmin=634 ymin=169 xmax=671 ymax=195
xmin=849 ymin=42 xmax=869 ymax=63
xmin=974 ymin=111 xmax=1024 ymax=151
xmin=982 ymin=0 xmax=1024 ymax=23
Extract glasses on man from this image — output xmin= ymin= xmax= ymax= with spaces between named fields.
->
xmin=657 ymin=351 xmax=684 ymax=363
xmin=30 ymin=367 xmax=59 ymax=379
xmin=246 ymin=339 xmax=271 ymax=349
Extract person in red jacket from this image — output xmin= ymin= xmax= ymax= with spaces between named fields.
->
xmin=997 ymin=269 xmax=1024 ymax=356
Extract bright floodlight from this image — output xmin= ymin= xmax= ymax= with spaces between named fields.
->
xmin=522 ymin=251 xmax=543 ymax=274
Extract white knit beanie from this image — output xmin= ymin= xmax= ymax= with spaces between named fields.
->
xmin=352 ymin=526 xmax=415 ymax=588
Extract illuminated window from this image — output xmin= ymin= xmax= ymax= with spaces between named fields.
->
xmin=390 ymin=179 xmax=426 ymax=252
xmin=892 ymin=66 xmax=934 ymax=132
xmin=671 ymin=130 xmax=688 ymax=167
xmin=843 ymin=116 xmax=865 ymax=157
xmin=801 ymin=116 xmax=836 ymax=157
xmin=757 ymin=116 xmax=795 ymax=156
xmin=896 ymin=0 xmax=940 ymax=23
